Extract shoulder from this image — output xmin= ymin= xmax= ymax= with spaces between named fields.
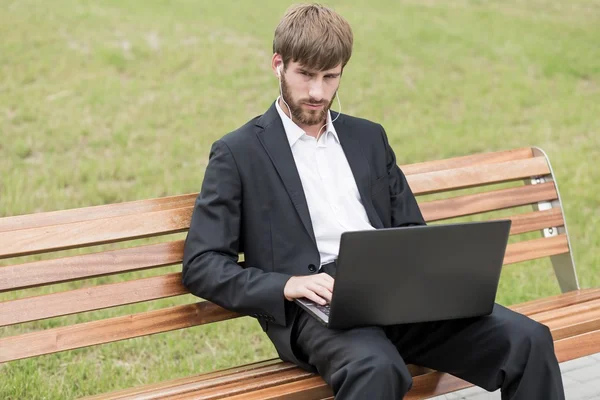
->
xmin=337 ymin=113 xmax=383 ymax=132
xmin=336 ymin=113 xmax=386 ymax=146
xmin=216 ymin=115 xmax=262 ymax=150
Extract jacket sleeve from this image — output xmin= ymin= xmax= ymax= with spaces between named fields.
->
xmin=182 ymin=139 xmax=291 ymax=326
xmin=380 ymin=125 xmax=427 ymax=228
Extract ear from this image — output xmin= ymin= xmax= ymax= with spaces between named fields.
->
xmin=271 ymin=53 xmax=284 ymax=78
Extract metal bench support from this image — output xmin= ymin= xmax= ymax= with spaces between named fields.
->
xmin=530 ymin=147 xmax=579 ymax=292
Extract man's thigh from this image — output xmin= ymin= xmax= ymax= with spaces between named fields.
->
xmin=386 ymin=303 xmax=552 ymax=390
xmin=293 ymin=309 xmax=409 ymax=382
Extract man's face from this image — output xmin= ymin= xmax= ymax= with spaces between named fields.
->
xmin=280 ymin=61 xmax=342 ymax=126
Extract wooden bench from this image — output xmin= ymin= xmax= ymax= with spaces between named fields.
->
xmin=1 ymin=146 xmax=599 ymax=399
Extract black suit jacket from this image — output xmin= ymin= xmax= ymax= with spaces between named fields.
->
xmin=182 ymin=102 xmax=425 ymax=369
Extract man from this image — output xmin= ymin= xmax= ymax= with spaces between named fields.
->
xmin=182 ymin=4 xmax=565 ymax=399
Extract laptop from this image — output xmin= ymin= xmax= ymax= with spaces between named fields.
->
xmin=295 ymin=220 xmax=511 ymax=329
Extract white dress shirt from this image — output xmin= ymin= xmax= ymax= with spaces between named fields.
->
xmin=275 ymin=99 xmax=375 ymax=266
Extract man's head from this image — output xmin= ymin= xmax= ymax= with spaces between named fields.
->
xmin=272 ymin=4 xmax=353 ymax=127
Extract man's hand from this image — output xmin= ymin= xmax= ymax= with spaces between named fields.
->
xmin=284 ymin=273 xmax=335 ymax=305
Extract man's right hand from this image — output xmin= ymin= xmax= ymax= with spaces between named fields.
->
xmin=284 ymin=273 xmax=335 ymax=305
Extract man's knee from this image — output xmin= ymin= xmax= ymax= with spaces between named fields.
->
xmin=344 ymin=352 xmax=413 ymax=392
xmin=526 ymin=321 xmax=554 ymax=352
xmin=505 ymin=316 xmax=555 ymax=359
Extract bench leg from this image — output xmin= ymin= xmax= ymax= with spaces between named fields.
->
xmin=529 ymin=147 xmax=579 ymax=292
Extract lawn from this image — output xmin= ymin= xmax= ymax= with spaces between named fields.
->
xmin=1 ymin=0 xmax=599 ymax=398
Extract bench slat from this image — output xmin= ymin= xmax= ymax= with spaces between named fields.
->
xmin=540 ymin=302 xmax=600 ymax=340
xmin=419 ymin=182 xmax=557 ymax=222
xmin=535 ymin=298 xmax=600 ymax=323
xmin=0 ymin=273 xmax=186 ymax=327
xmin=164 ymin=369 xmax=317 ymax=400
xmin=407 ymin=157 xmax=550 ymax=195
xmin=554 ymin=328 xmax=600 ymax=362
xmin=0 ymin=301 xmax=239 ymax=363
xmin=0 ymin=207 xmax=192 ymax=259
xmin=169 ymin=369 xmax=317 ymax=400
xmin=82 ymin=360 xmax=291 ymax=400
xmin=502 ymin=208 xmax=563 ymax=236
xmin=0 ymin=241 xmax=184 ymax=293
xmin=512 ymin=288 xmax=600 ymax=315
xmin=400 ymin=147 xmax=533 ymax=175
xmin=503 ymin=235 xmax=569 ymax=265
xmin=210 ymin=376 xmax=332 ymax=400
xmin=0 ymin=193 xmax=196 ymax=233
xmin=83 ymin=360 xmax=423 ymax=400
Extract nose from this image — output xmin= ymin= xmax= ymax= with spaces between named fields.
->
xmin=308 ymin=79 xmax=324 ymax=102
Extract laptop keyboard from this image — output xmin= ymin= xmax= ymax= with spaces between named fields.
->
xmin=315 ymin=303 xmax=331 ymax=316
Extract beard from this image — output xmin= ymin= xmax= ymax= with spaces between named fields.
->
xmin=281 ymin=73 xmax=336 ymax=126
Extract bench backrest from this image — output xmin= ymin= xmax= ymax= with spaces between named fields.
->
xmin=0 ymin=147 xmax=578 ymax=363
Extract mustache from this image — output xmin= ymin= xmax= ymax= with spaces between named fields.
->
xmin=302 ymin=100 xmax=327 ymax=106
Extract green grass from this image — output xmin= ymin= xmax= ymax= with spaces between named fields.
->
xmin=1 ymin=0 xmax=599 ymax=398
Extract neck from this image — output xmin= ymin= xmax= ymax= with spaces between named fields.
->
xmin=278 ymin=98 xmax=327 ymax=139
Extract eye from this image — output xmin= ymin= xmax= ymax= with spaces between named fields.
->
xmin=301 ymin=71 xmax=311 ymax=77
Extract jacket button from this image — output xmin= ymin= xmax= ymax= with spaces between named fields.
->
xmin=308 ymin=264 xmax=317 ymax=273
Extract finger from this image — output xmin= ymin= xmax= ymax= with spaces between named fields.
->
xmin=312 ymin=278 xmax=334 ymax=294
xmin=308 ymin=283 xmax=333 ymax=303
xmin=303 ymin=288 xmax=328 ymax=305
xmin=315 ymin=274 xmax=335 ymax=291
xmin=318 ymin=273 xmax=335 ymax=285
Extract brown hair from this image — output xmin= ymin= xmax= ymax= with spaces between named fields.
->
xmin=273 ymin=3 xmax=353 ymax=71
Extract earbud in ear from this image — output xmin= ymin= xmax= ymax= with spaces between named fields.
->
xmin=277 ymin=65 xmax=281 ymax=77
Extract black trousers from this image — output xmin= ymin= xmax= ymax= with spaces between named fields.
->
xmin=294 ymin=265 xmax=565 ymax=399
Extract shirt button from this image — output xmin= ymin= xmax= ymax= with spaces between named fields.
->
xmin=308 ymin=264 xmax=317 ymax=273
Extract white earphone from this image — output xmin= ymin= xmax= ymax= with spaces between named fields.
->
xmin=277 ymin=64 xmax=294 ymax=122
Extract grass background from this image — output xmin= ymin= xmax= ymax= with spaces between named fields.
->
xmin=1 ymin=0 xmax=599 ymax=398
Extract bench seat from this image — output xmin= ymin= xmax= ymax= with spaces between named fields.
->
xmin=83 ymin=288 xmax=600 ymax=400
xmin=2 ymin=147 xmax=598 ymax=399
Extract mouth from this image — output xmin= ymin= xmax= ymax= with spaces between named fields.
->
xmin=303 ymin=103 xmax=324 ymax=110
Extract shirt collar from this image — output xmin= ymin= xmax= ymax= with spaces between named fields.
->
xmin=275 ymin=97 xmax=339 ymax=147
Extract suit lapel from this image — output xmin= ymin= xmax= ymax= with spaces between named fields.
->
xmin=255 ymin=103 xmax=317 ymax=244
xmin=335 ymin=117 xmax=384 ymax=229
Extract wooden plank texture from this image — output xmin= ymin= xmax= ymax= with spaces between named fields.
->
xmin=0 ymin=207 xmax=192 ymax=259
xmin=0 ymin=301 xmax=239 ymax=363
xmin=82 ymin=360 xmax=295 ymax=400
xmin=0 ymin=273 xmax=187 ymax=327
xmin=554 ymin=329 xmax=600 ymax=362
xmin=502 ymin=208 xmax=564 ymax=236
xmin=400 ymin=148 xmax=533 ymax=176
xmin=0 ymin=240 xmax=185 ymax=292
xmin=163 ymin=369 xmax=317 ymax=400
xmin=215 ymin=376 xmax=332 ymax=400
xmin=418 ymin=182 xmax=557 ymax=222
xmin=537 ymin=299 xmax=600 ymax=340
xmin=503 ymin=235 xmax=569 ymax=265
xmin=512 ymin=288 xmax=600 ymax=316
xmin=407 ymin=157 xmax=550 ymax=195
xmin=0 ymin=193 xmax=196 ymax=233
